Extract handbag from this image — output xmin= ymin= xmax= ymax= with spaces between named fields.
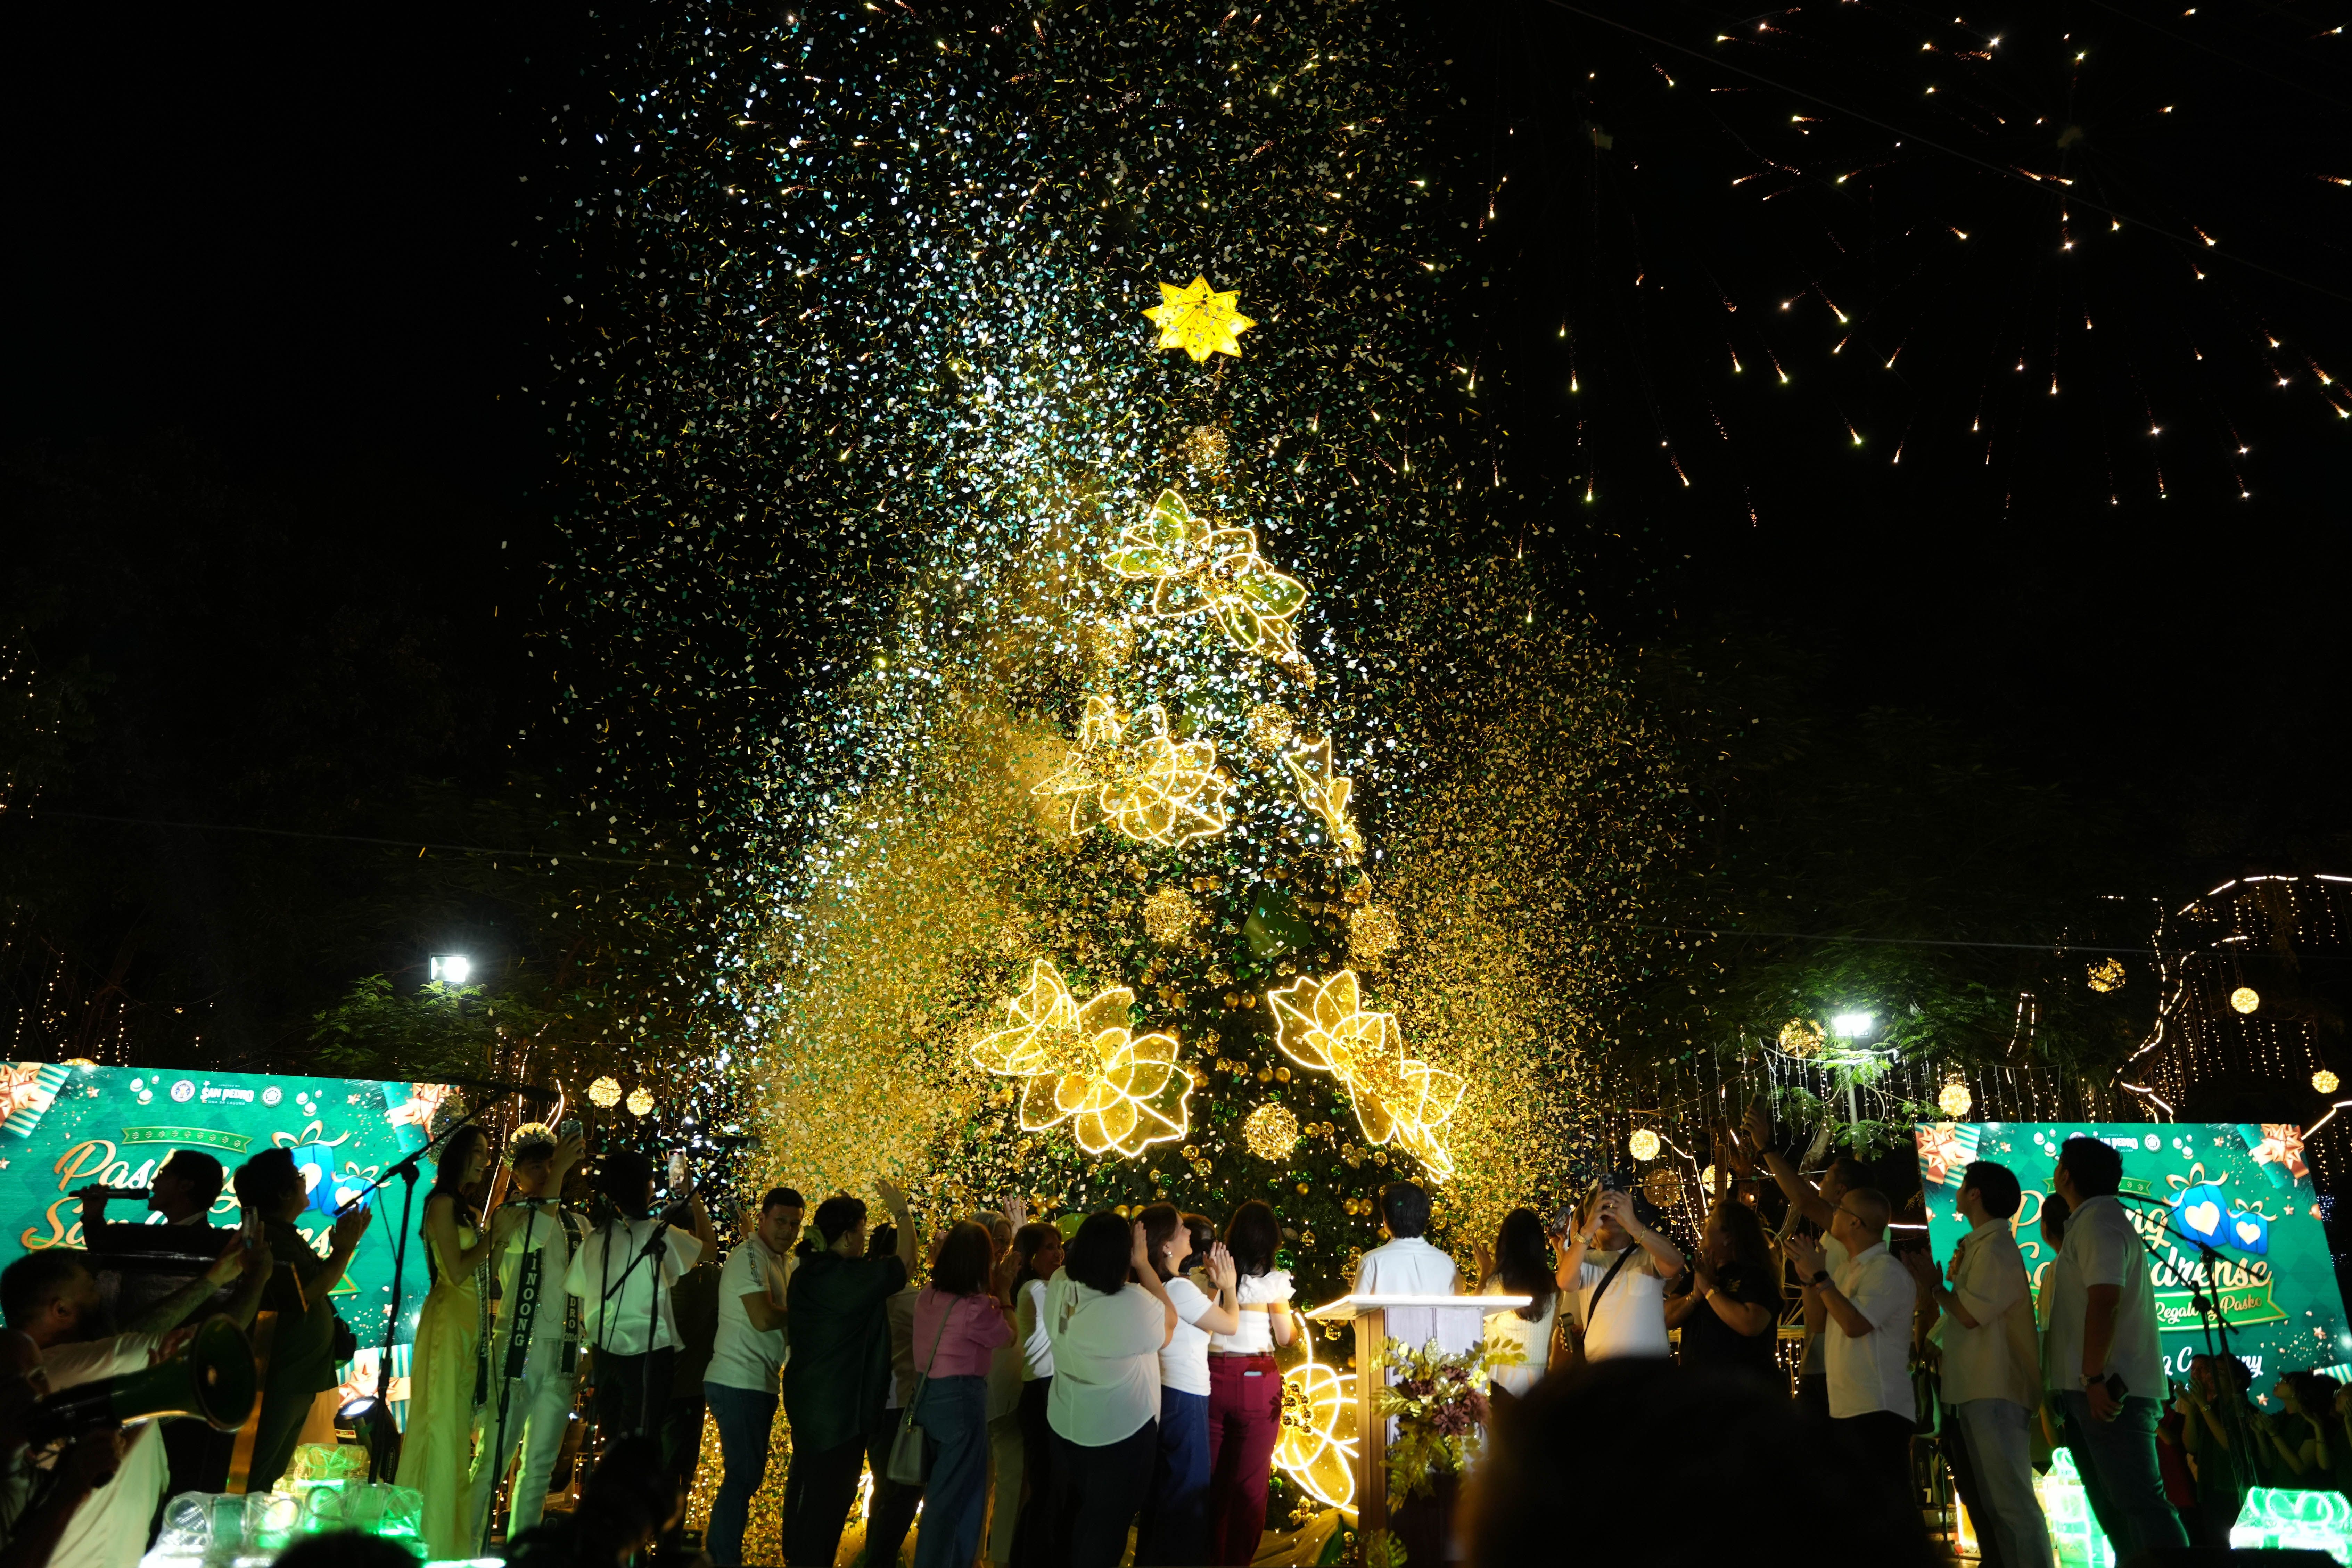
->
xmin=887 ymin=1299 xmax=956 ymax=1485
xmin=1559 ymin=1245 xmax=1637 ymax=1376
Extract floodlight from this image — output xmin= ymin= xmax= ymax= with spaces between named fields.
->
xmin=430 ymin=955 xmax=471 ymax=985
xmin=1830 ymin=1011 xmax=1875 ymax=1040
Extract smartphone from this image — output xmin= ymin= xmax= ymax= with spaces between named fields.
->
xmin=1888 ymin=1223 xmax=1931 ymax=1256
xmin=667 ymin=1150 xmax=690 ymax=1192
xmin=558 ymin=1117 xmax=583 ymax=1144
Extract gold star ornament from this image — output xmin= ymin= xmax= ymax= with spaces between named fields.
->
xmin=1144 ymin=276 xmax=1255 ymax=363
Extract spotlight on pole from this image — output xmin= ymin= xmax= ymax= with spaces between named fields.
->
xmin=1830 ymin=1011 xmax=1876 ymax=1040
xmin=429 ymin=955 xmax=472 ymax=986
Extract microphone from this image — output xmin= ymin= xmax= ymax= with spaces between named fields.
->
xmin=76 ymin=1186 xmax=152 ymax=1201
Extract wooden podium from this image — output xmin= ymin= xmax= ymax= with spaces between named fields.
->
xmin=1305 ymin=1293 xmax=1533 ymax=1538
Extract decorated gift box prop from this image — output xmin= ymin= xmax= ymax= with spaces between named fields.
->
xmin=141 ymin=1481 xmax=425 ymax=1568
xmin=1304 ymin=1293 xmax=1531 ymax=1538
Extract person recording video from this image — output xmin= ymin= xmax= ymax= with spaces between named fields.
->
xmin=1556 ymin=1187 xmax=1684 ymax=1363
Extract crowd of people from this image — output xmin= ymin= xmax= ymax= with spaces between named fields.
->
xmin=4 ymin=1112 xmax=2350 ymax=1568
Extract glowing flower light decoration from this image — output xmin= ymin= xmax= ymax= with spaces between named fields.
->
xmin=1778 ymin=1018 xmax=1825 ymax=1058
xmin=2086 ymin=958 xmax=2126 ymax=993
xmin=1273 ymin=1327 xmax=1356 ymax=1513
xmin=1104 ymin=489 xmax=1310 ymax=670
xmin=1242 ymin=1103 xmax=1301 ymax=1160
xmin=1142 ymin=275 xmax=1256 ymax=362
xmin=587 ymin=1076 xmax=623 ymax=1110
xmin=2231 ymin=986 xmax=2262 ymax=1015
xmin=1939 ymin=1080 xmax=1974 ymax=1119
xmin=1032 ymin=695 xmax=1231 ymax=849
xmin=2315 ymin=1070 xmax=2340 ymax=1095
xmin=1267 ymin=970 xmax=1463 ymax=1178
xmin=626 ymin=1086 xmax=656 ymax=1117
xmin=970 ymin=958 xmax=1192 ymax=1158
xmin=1282 ymin=735 xmax=1365 ymax=860
xmin=1628 ymin=1128 xmax=1661 ymax=1161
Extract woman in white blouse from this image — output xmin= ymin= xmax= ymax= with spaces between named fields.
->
xmin=1044 ymin=1212 xmax=1178 ymax=1568
xmin=1134 ymin=1207 xmax=1239 ymax=1566
xmin=1005 ymin=1221 xmax=1063 ymax=1568
xmin=1474 ymin=1207 xmax=1562 ymax=1400
xmin=1203 ymin=1200 xmax=1298 ymax=1564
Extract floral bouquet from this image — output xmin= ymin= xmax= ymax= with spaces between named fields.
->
xmin=1375 ymin=1336 xmax=1517 ymax=1501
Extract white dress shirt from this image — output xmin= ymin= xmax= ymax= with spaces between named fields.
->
xmin=2042 ymin=1193 xmax=2166 ymax=1399
xmin=1825 ymin=1240 xmax=1918 ymax=1419
xmin=1935 ymin=1216 xmax=2037 ymax=1407
xmin=1354 ymin=1236 xmax=1473 ymax=1353
xmin=564 ymin=1215 xmax=704 ymax=1355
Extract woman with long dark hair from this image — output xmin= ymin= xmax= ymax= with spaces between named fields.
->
xmin=396 ymin=1124 xmax=498 ymax=1558
xmin=1476 ymin=1208 xmax=1561 ymax=1399
xmin=1135 ymin=1207 xmax=1237 ymax=1566
xmin=1203 ymin=1200 xmax=1296 ymax=1564
xmin=1007 ymin=1221 xmax=1064 ymax=1568
xmin=907 ymin=1220 xmax=1012 ymax=1568
xmin=1665 ymin=1198 xmax=1780 ymax=1380
xmin=1044 ymin=1212 xmax=1178 ymax=1568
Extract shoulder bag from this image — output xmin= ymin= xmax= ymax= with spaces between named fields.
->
xmin=1558 ymin=1246 xmax=1638 ymax=1376
xmin=888 ymin=1296 xmax=957 ymax=1485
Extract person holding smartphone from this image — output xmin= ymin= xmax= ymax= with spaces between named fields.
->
xmin=1555 ymin=1188 xmax=1684 ymax=1363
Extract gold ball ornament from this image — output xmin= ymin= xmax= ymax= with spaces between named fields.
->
xmin=1181 ymin=424 xmax=1230 ymax=474
xmin=1243 ymin=1103 xmax=1301 ymax=1160
xmin=1938 ymin=1081 xmax=1973 ymax=1119
xmin=2315 ymin=1070 xmax=2341 ymax=1095
xmin=1628 ymin=1127 xmax=1661 ymax=1162
xmin=2086 ymin=958 xmax=2126 ymax=993
xmin=1348 ymin=904 xmax=1402 ymax=965
xmin=1778 ymin=1018 xmax=1825 ymax=1058
xmin=1082 ymin=618 xmax=1136 ymax=668
xmin=1143 ymin=887 xmax=1203 ymax=946
xmin=587 ymin=1076 xmax=623 ymax=1109
xmin=1245 ymin=703 xmax=1297 ymax=754
xmin=1642 ymin=1168 xmax=1685 ymax=1208
xmin=2230 ymin=986 xmax=2261 ymax=1015
xmin=625 ymin=1086 xmax=655 ymax=1117
xmin=1700 ymin=1164 xmax=1718 ymax=1198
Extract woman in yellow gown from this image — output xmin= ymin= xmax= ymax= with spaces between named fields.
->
xmin=396 ymin=1125 xmax=496 ymax=1558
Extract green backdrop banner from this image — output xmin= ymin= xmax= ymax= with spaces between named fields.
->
xmin=1914 ymin=1121 xmax=2349 ymax=1386
xmin=0 ymin=1061 xmax=452 ymax=1414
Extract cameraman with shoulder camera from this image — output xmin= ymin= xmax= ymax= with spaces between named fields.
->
xmin=0 ymin=1235 xmax=265 ymax=1568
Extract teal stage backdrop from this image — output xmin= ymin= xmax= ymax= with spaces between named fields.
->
xmin=1914 ymin=1120 xmax=2350 ymax=1388
xmin=0 ymin=1061 xmax=451 ymax=1420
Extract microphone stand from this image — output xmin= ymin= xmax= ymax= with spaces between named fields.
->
xmin=336 ymin=1099 xmax=498 ymax=1482
xmin=2115 ymin=1194 xmax=2259 ymax=1481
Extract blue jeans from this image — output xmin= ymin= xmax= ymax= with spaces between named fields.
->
xmin=702 ymin=1381 xmax=776 ymax=1566
xmin=1135 ymin=1387 xmax=1210 ymax=1566
xmin=912 ymin=1374 xmax=989 ymax=1568
xmin=2055 ymin=1390 xmax=2188 ymax=1560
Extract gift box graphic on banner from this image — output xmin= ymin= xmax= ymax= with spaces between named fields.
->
xmin=1915 ymin=1122 xmax=2348 ymax=1385
xmin=0 ymin=1062 xmax=451 ymax=1416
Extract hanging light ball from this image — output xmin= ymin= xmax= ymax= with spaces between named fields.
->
xmin=1778 ymin=1019 xmax=1825 ymax=1058
xmin=2086 ymin=958 xmax=2126 ymax=993
xmin=1642 ymin=1168 xmax=1685 ymax=1207
xmin=1245 ymin=703 xmax=1297 ymax=754
xmin=1938 ymin=1081 xmax=1974 ymax=1119
xmin=1700 ymin=1163 xmax=1719 ymax=1198
xmin=625 ymin=1086 xmax=656 ymax=1117
xmin=1182 ymin=422 xmax=1230 ymax=474
xmin=1628 ymin=1128 xmax=1661 ymax=1162
xmin=2314 ymin=1069 xmax=2341 ymax=1095
xmin=587 ymin=1076 xmax=623 ymax=1109
xmin=1242 ymin=1103 xmax=1301 ymax=1161
xmin=2230 ymin=986 xmax=2261 ymax=1015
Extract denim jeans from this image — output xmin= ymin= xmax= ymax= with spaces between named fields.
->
xmin=701 ymin=1382 xmax=777 ymax=1566
xmin=2055 ymin=1390 xmax=2189 ymax=1560
xmin=1135 ymin=1387 xmax=1210 ymax=1566
xmin=912 ymin=1374 xmax=989 ymax=1568
xmin=1953 ymin=1398 xmax=2054 ymax=1568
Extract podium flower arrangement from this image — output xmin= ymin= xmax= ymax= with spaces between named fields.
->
xmin=1376 ymin=1337 xmax=1518 ymax=1500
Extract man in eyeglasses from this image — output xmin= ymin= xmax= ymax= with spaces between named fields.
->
xmin=1785 ymin=1188 xmax=1924 ymax=1532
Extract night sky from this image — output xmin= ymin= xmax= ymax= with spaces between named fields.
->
xmin=9 ymin=0 xmax=2347 ymax=892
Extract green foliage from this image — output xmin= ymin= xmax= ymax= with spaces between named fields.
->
xmin=1376 ymin=1336 xmax=1512 ymax=1503
xmin=311 ymin=976 xmax=539 ymax=1084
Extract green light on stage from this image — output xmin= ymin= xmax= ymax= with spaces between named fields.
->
xmin=2032 ymin=1448 xmax=2118 ymax=1567
xmin=2232 ymin=1486 xmax=2352 ymax=1561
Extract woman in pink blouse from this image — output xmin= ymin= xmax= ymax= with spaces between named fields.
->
xmin=910 ymin=1220 xmax=1014 ymax=1568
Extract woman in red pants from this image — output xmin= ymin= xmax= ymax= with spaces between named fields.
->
xmin=1203 ymin=1200 xmax=1298 ymax=1563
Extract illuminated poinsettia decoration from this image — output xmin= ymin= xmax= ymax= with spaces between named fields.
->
xmin=1032 ymin=695 xmax=1231 ymax=848
xmin=1104 ymin=489 xmax=1311 ymax=672
xmin=1268 ymin=970 xmax=1462 ymax=1178
xmin=970 ymin=958 xmax=1192 ymax=1157
xmin=1274 ymin=1328 xmax=1357 ymax=1512
xmin=1282 ymin=733 xmax=1365 ymax=860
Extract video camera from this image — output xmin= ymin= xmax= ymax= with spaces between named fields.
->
xmin=25 ymin=1316 xmax=256 ymax=1444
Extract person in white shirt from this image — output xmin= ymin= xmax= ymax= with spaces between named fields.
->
xmin=2042 ymin=1136 xmax=2186 ymax=1559
xmin=468 ymin=1123 xmax=588 ymax=1552
xmin=1746 ymin=1100 xmax=1871 ymax=1419
xmin=1006 ymin=1221 xmax=1064 ymax=1568
xmin=1134 ymin=1208 xmax=1237 ymax=1567
xmin=1205 ymin=1200 xmax=1295 ymax=1566
xmin=1905 ymin=1159 xmax=2051 ymax=1568
xmin=1044 ymin=1213 xmax=1177 ymax=1568
xmin=1353 ymin=1182 xmax=1466 ymax=1354
xmin=1474 ymin=1208 xmax=1561 ymax=1398
xmin=562 ymin=1150 xmax=713 ymax=1462
xmin=1555 ymin=1188 xmax=1683 ymax=1362
xmin=701 ymin=1185 xmax=801 ymax=1567
xmin=1784 ymin=1187 xmax=1918 ymax=1513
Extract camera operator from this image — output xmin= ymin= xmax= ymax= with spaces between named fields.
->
xmin=1 ymin=1338 xmax=127 ymax=1568
xmin=0 ymin=1237 xmax=264 ymax=1568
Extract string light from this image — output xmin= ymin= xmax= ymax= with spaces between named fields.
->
xmin=1281 ymin=734 xmax=1365 ymax=860
xmin=2087 ymin=957 xmax=2127 ymax=993
xmin=1103 ymin=488 xmax=1312 ymax=671
xmin=1939 ymin=1080 xmax=1973 ymax=1118
xmin=1032 ymin=695 xmax=1233 ymax=849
